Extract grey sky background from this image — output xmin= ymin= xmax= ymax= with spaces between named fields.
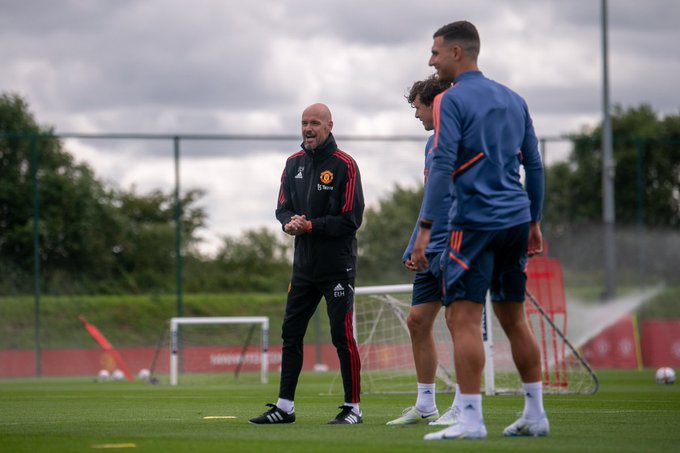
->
xmin=2 ymin=0 xmax=679 ymax=253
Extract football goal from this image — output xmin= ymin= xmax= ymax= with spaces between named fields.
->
xmin=331 ymin=264 xmax=598 ymax=396
xmin=166 ymin=316 xmax=269 ymax=386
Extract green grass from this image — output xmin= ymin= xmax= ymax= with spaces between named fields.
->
xmin=1 ymin=370 xmax=679 ymax=452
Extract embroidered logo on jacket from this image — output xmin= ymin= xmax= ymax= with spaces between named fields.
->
xmin=319 ymin=170 xmax=333 ymax=184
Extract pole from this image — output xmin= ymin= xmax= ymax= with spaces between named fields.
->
xmin=635 ymin=140 xmax=646 ymax=288
xmin=174 ymin=136 xmax=183 ymax=318
xmin=540 ymin=138 xmax=547 ymax=221
xmin=173 ymin=137 xmax=184 ymax=374
xmin=30 ymin=136 xmax=42 ymax=377
xmin=601 ymin=0 xmax=616 ymax=300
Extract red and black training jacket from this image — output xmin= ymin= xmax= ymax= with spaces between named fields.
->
xmin=276 ymin=133 xmax=364 ymax=281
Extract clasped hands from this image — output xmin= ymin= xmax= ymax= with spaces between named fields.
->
xmin=284 ymin=215 xmax=311 ymax=236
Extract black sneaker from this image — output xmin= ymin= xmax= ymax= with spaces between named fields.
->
xmin=328 ymin=405 xmax=363 ymax=425
xmin=249 ymin=404 xmax=295 ymax=424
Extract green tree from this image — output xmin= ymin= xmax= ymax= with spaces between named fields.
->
xmin=0 ymin=93 xmax=120 ymax=291
xmin=545 ymin=104 xmax=680 ymax=227
xmin=0 ymin=93 xmax=207 ymax=293
xmin=186 ymin=228 xmax=292 ymax=292
xmin=543 ymin=105 xmax=680 ymax=286
xmin=113 ymin=187 xmax=206 ymax=293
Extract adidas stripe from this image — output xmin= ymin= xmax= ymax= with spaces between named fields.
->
xmin=345 ymin=414 xmax=359 ymax=424
xmin=267 ymin=412 xmax=283 ymax=423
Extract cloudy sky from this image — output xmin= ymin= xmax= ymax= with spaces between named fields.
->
xmin=2 ymin=0 xmax=679 ymax=254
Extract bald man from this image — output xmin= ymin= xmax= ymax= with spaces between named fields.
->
xmin=250 ymin=103 xmax=365 ymax=425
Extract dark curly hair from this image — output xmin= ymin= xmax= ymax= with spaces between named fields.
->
xmin=406 ymin=75 xmax=451 ymax=107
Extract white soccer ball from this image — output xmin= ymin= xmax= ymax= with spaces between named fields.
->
xmin=655 ymin=367 xmax=676 ymax=385
xmin=137 ymin=368 xmax=151 ymax=381
xmin=111 ymin=369 xmax=125 ymax=381
xmin=97 ymin=369 xmax=110 ymax=382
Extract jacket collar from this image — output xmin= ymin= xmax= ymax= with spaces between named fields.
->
xmin=301 ymin=133 xmax=337 ymax=161
xmin=454 ymin=70 xmax=484 ymax=83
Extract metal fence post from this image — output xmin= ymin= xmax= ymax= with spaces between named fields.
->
xmin=30 ymin=135 xmax=42 ymax=377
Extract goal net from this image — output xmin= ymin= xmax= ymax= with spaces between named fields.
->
xmin=346 ymin=284 xmax=456 ymax=394
xmin=149 ymin=316 xmax=269 ymax=386
xmin=331 ymin=258 xmax=598 ymax=396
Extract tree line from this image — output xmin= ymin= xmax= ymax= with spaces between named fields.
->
xmin=1 ymin=93 xmax=678 ymax=294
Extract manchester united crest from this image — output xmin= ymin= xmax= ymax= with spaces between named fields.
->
xmin=319 ymin=170 xmax=333 ymax=184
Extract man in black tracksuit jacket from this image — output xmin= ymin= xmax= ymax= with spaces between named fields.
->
xmin=250 ymin=103 xmax=365 ymax=425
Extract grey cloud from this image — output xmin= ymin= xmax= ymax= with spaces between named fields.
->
xmin=2 ymin=0 xmax=679 ymax=248
xmin=2 ymin=0 xmax=289 ymax=114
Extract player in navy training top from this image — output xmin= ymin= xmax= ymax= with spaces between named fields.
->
xmin=386 ymin=76 xmax=461 ymax=427
xmin=413 ymin=21 xmax=549 ymax=441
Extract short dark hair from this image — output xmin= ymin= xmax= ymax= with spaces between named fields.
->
xmin=433 ymin=21 xmax=480 ymax=59
xmin=406 ymin=75 xmax=450 ymax=107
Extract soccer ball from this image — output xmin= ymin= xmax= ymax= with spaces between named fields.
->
xmin=97 ymin=369 xmax=110 ymax=382
xmin=111 ymin=369 xmax=125 ymax=381
xmin=137 ymin=368 xmax=151 ymax=381
xmin=655 ymin=367 xmax=676 ymax=385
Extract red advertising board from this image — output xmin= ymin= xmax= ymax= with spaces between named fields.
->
xmin=581 ymin=315 xmax=640 ymax=369
xmin=0 ymin=345 xmax=341 ymax=378
xmin=641 ymin=319 xmax=680 ymax=367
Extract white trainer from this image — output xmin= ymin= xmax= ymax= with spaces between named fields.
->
xmin=386 ymin=406 xmax=439 ymax=426
xmin=424 ymin=421 xmax=487 ymax=441
xmin=503 ymin=413 xmax=549 ymax=437
xmin=428 ymin=405 xmax=460 ymax=426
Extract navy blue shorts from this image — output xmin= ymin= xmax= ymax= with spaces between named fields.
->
xmin=412 ymin=251 xmax=444 ymax=306
xmin=442 ymin=223 xmax=529 ymax=305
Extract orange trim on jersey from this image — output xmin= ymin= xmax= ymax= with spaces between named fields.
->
xmin=431 ymin=84 xmax=457 ymax=152
xmin=448 ymin=230 xmax=468 ymax=270
xmin=450 ymin=230 xmax=463 ymax=253
xmin=432 ymin=93 xmax=443 ymax=150
xmin=453 ymin=152 xmax=485 ymax=178
xmin=448 ymin=251 xmax=469 ymax=271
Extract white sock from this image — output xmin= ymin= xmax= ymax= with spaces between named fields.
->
xmin=276 ymin=398 xmax=294 ymax=414
xmin=452 ymin=383 xmax=461 ymax=410
xmin=457 ymin=393 xmax=483 ymax=427
xmin=344 ymin=402 xmax=361 ymax=415
xmin=415 ymin=383 xmax=437 ymax=414
xmin=522 ymin=381 xmax=544 ymax=420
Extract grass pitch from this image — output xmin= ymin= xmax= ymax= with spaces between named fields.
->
xmin=0 ymin=370 xmax=678 ymax=453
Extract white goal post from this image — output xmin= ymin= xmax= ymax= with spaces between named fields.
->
xmin=169 ymin=316 xmax=269 ymax=386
